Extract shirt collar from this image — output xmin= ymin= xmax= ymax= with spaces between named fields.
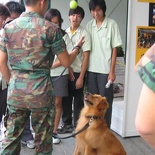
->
xmin=92 ymin=16 xmax=108 ymax=28
xmin=66 ymin=25 xmax=82 ymax=34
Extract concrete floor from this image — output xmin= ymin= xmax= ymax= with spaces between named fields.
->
xmin=21 ymin=133 xmax=155 ymax=155
xmin=1 ymin=131 xmax=155 ymax=155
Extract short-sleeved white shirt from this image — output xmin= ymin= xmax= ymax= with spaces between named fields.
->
xmin=86 ymin=17 xmax=122 ymax=74
xmin=50 ymin=34 xmax=72 ymax=77
xmin=65 ymin=25 xmax=91 ymax=73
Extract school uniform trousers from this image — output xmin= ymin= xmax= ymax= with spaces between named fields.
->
xmin=62 ymin=72 xmax=85 ymax=127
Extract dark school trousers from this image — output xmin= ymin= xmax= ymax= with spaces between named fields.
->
xmin=0 ymin=86 xmax=7 ymax=122
xmin=86 ymin=71 xmax=113 ymax=128
xmin=62 ymin=72 xmax=85 ymax=127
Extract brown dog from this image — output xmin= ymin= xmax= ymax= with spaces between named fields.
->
xmin=73 ymin=92 xmax=126 ymax=155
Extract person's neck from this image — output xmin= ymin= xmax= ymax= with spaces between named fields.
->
xmin=25 ymin=7 xmax=42 ymax=17
xmin=70 ymin=25 xmax=79 ymax=31
xmin=5 ymin=17 xmax=13 ymax=23
xmin=96 ymin=16 xmax=105 ymax=28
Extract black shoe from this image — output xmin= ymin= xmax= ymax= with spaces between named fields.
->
xmin=58 ymin=124 xmax=73 ymax=134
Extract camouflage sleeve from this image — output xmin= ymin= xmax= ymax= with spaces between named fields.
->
xmin=135 ymin=44 xmax=155 ymax=93
xmin=51 ymin=28 xmax=66 ymax=56
xmin=0 ymin=29 xmax=7 ymax=53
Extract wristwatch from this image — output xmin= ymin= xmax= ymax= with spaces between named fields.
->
xmin=72 ymin=45 xmax=81 ymax=54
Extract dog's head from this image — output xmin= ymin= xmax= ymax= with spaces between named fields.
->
xmin=84 ymin=92 xmax=109 ymax=115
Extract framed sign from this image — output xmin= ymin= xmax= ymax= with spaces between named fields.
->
xmin=149 ymin=3 xmax=155 ymax=26
xmin=135 ymin=26 xmax=155 ymax=63
xmin=138 ymin=0 xmax=155 ymax=2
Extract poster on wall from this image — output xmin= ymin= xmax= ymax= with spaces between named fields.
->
xmin=135 ymin=26 xmax=155 ymax=63
xmin=138 ymin=0 xmax=155 ymax=2
xmin=149 ymin=3 xmax=155 ymax=26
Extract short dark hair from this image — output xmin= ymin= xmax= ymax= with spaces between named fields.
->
xmin=69 ymin=6 xmax=85 ymax=19
xmin=6 ymin=1 xmax=25 ymax=14
xmin=44 ymin=8 xmax=63 ymax=28
xmin=89 ymin=0 xmax=106 ymax=13
xmin=0 ymin=4 xmax=10 ymax=17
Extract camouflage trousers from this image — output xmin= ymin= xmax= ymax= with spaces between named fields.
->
xmin=0 ymin=105 xmax=55 ymax=155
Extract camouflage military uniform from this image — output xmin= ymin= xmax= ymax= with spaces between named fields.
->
xmin=136 ymin=44 xmax=155 ymax=93
xmin=0 ymin=12 xmax=66 ymax=155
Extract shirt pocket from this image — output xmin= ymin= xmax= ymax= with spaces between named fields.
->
xmin=99 ymin=30 xmax=111 ymax=48
xmin=100 ymin=35 xmax=111 ymax=52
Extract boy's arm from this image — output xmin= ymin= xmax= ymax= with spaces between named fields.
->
xmin=76 ymin=51 xmax=90 ymax=89
xmin=108 ymin=47 xmax=117 ymax=82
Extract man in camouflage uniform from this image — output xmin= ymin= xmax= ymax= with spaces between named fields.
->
xmin=0 ymin=0 xmax=82 ymax=154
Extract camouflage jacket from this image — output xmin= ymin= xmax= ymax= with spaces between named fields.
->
xmin=136 ymin=43 xmax=155 ymax=93
xmin=0 ymin=12 xmax=66 ymax=108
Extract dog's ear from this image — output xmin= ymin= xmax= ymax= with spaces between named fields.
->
xmin=97 ymin=97 xmax=109 ymax=111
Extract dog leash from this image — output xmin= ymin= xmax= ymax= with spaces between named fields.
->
xmin=52 ymin=68 xmax=66 ymax=82
xmin=53 ymin=116 xmax=96 ymax=139
xmin=53 ymin=123 xmax=89 ymax=139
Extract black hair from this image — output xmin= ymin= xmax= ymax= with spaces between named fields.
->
xmin=69 ymin=6 xmax=85 ymax=19
xmin=44 ymin=8 xmax=66 ymax=36
xmin=0 ymin=4 xmax=10 ymax=17
xmin=89 ymin=0 xmax=106 ymax=13
xmin=44 ymin=8 xmax=63 ymax=28
xmin=5 ymin=1 xmax=25 ymax=14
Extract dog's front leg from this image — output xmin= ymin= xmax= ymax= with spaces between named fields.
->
xmin=73 ymin=143 xmax=83 ymax=155
xmin=73 ymin=145 xmax=79 ymax=155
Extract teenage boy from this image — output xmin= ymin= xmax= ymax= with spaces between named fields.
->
xmin=59 ymin=6 xmax=91 ymax=134
xmin=86 ymin=0 xmax=122 ymax=128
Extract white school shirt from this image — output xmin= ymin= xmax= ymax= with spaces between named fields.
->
xmin=50 ymin=33 xmax=72 ymax=77
xmin=86 ymin=17 xmax=122 ymax=74
xmin=65 ymin=25 xmax=91 ymax=73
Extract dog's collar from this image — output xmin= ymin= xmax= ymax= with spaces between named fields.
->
xmin=85 ymin=115 xmax=104 ymax=120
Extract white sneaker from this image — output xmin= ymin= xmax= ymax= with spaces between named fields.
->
xmin=0 ymin=129 xmax=5 ymax=142
xmin=0 ymin=130 xmax=3 ymax=142
xmin=0 ymin=121 xmax=6 ymax=142
xmin=21 ymin=140 xmax=35 ymax=149
xmin=52 ymin=134 xmax=61 ymax=144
